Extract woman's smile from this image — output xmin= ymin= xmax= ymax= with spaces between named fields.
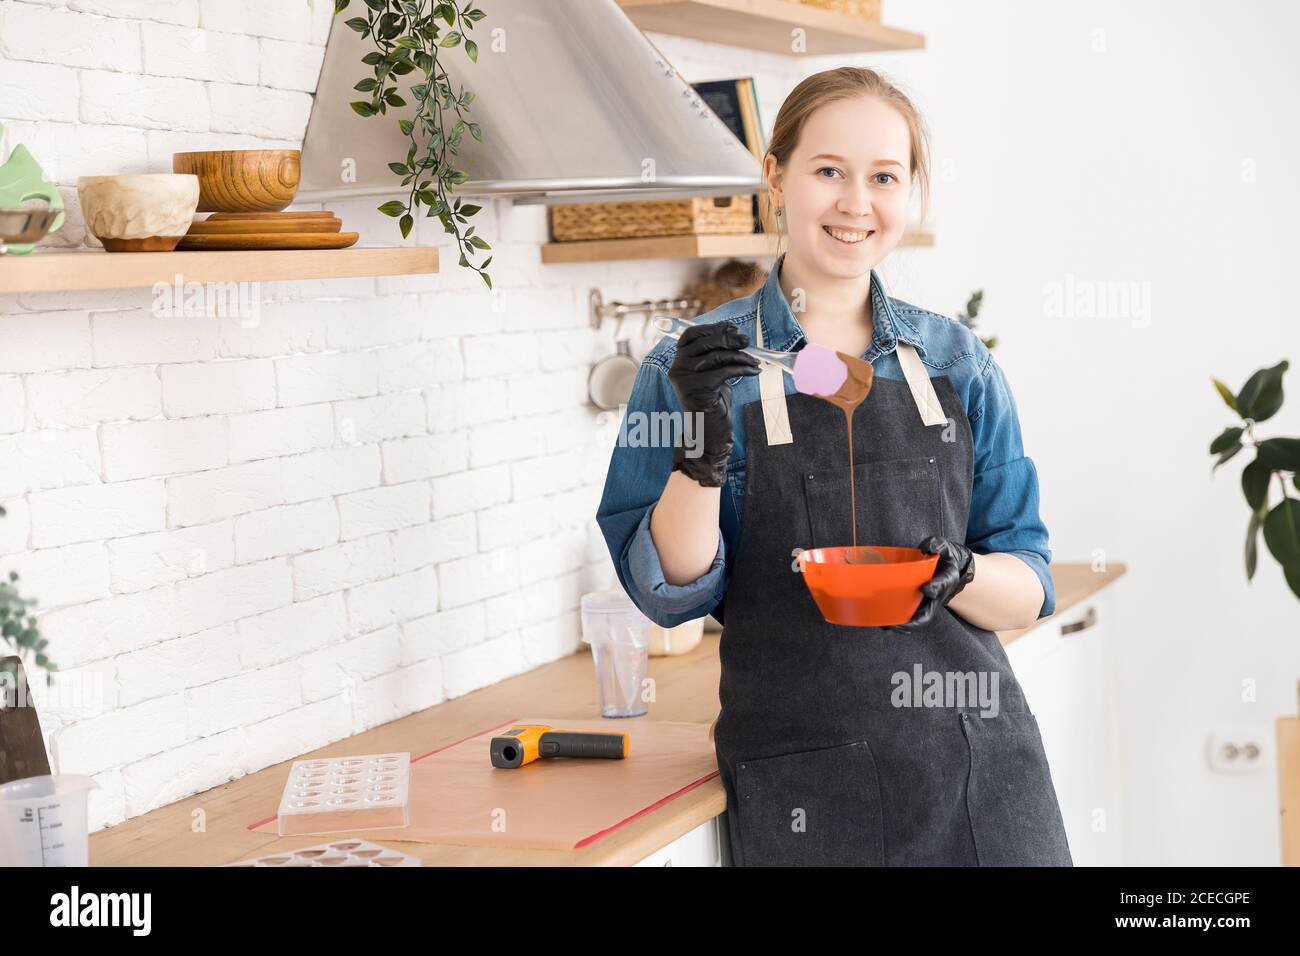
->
xmin=822 ymin=223 xmax=875 ymax=245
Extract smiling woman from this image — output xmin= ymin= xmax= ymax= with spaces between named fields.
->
xmin=596 ymin=66 xmax=1071 ymax=868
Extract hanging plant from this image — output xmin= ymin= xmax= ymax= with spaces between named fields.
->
xmin=1209 ymin=359 xmax=1300 ymax=599
xmin=0 ymin=505 xmax=56 ymax=686
xmin=335 ymin=0 xmax=493 ymax=288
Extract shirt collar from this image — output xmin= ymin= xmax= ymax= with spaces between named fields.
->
xmin=754 ymin=251 xmax=927 ymax=359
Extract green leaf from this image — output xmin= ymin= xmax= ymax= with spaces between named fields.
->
xmin=362 ymin=51 xmax=384 ymax=65
xmin=354 ymin=77 xmax=379 ymax=92
xmin=1212 ymin=377 xmax=1238 ymax=414
xmin=335 ymin=0 xmax=351 ymax=13
xmin=377 ymin=200 xmax=407 ymax=217
xmin=1210 ymin=426 xmax=1244 ymax=455
xmin=1263 ymin=497 xmax=1300 ymax=568
xmin=345 ymin=16 xmax=370 ymax=33
xmin=364 ymin=0 xmax=384 ymax=10
xmin=468 ymin=122 xmax=481 ymax=142
xmin=1246 ymin=508 xmax=1263 ymax=580
xmin=440 ymin=31 xmax=462 ymax=47
xmin=1212 ymin=441 xmax=1243 ymax=471
xmin=468 ymin=235 xmax=489 ymax=249
xmin=459 ymin=203 xmax=481 ymax=217
xmin=350 ymin=100 xmax=377 ymax=117
xmin=1242 ymin=458 xmax=1271 ymax=512
xmin=384 ymin=92 xmax=406 ymax=107
xmin=398 ymin=118 xmax=414 ymax=135
xmin=388 ymin=162 xmax=409 ymax=175
xmin=394 ymin=35 xmax=419 ymax=49
xmin=392 ymin=59 xmax=415 ymax=75
xmin=399 ymin=214 xmax=413 ymax=239
xmin=1236 ymin=360 xmax=1289 ymax=422
xmin=1285 ymin=562 xmax=1300 ymax=601
xmin=1257 ymin=437 xmax=1300 ymax=472
xmin=465 ymin=38 xmax=478 ymax=62
xmin=480 ymin=270 xmax=492 ymax=289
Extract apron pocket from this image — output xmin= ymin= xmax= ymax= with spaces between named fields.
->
xmin=959 ymin=710 xmax=1074 ymax=866
xmin=803 ymin=456 xmax=942 ymax=550
xmin=733 ymin=740 xmax=884 ymax=866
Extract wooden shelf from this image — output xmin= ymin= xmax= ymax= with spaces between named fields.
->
xmin=541 ymin=229 xmax=933 ymax=264
xmin=0 ymin=247 xmax=439 ymax=294
xmin=617 ymin=0 xmax=925 ymax=55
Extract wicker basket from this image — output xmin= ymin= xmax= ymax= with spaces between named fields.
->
xmin=797 ymin=0 xmax=881 ymax=18
xmin=549 ymin=195 xmax=754 ymax=241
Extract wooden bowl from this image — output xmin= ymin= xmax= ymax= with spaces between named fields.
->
xmin=76 ymin=174 xmax=200 ymax=253
xmin=172 ymin=149 xmax=300 ymax=213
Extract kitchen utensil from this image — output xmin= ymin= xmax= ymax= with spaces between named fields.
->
xmin=0 ymin=774 xmax=97 ymax=866
xmin=172 ymin=149 xmax=301 ymax=212
xmin=186 ymin=215 xmax=342 ymax=235
xmin=0 ymin=656 xmax=51 ymax=786
xmin=0 ymin=207 xmax=60 ymax=255
xmin=223 ymin=838 xmax=420 ymax=867
xmin=652 ymin=314 xmax=848 ymax=396
xmin=77 ymin=174 xmax=200 ymax=252
xmin=275 ymin=751 xmax=410 ymax=836
xmin=798 ymin=545 xmax=940 ymax=627
xmin=588 ymin=314 xmax=639 ymax=410
xmin=176 ymin=231 xmax=359 ymax=251
xmin=580 ymin=590 xmax=650 ymax=718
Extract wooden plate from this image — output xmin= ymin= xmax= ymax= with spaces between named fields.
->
xmin=176 ymin=231 xmax=360 ymax=251
xmin=187 ymin=217 xmax=343 ymax=235
xmin=205 ymin=211 xmax=336 ymax=220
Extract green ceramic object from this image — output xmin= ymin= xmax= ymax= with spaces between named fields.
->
xmin=0 ymin=122 xmax=64 ymax=254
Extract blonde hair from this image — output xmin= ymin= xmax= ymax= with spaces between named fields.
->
xmin=758 ymin=66 xmax=931 ymax=243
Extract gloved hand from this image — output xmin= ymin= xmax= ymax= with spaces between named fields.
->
xmin=666 ymin=321 xmax=761 ymax=487
xmin=892 ymin=535 xmax=976 ymax=630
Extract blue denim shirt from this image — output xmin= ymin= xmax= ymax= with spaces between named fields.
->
xmin=595 ymin=255 xmax=1055 ymax=629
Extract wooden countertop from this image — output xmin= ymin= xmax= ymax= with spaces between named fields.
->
xmin=89 ymin=561 xmax=1126 ymax=866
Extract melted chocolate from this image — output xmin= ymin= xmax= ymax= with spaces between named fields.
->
xmin=813 ymin=351 xmax=875 ymax=550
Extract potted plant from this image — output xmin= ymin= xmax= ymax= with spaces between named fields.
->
xmin=1209 ymin=360 xmax=1300 ymax=598
xmin=957 ymin=289 xmax=997 ymax=350
xmin=0 ymin=505 xmax=56 ymax=685
xmin=335 ymin=0 xmax=493 ymax=287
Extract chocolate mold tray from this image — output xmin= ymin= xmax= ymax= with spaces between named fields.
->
xmin=276 ymin=751 xmax=411 ymax=836
xmin=224 ymin=839 xmax=421 ymax=867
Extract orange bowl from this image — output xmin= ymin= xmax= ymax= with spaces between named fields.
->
xmin=798 ymin=546 xmax=939 ymax=627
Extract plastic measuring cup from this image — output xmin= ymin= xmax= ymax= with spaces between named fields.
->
xmin=581 ymin=590 xmax=650 ymax=718
xmin=0 ymin=774 xmax=98 ymax=866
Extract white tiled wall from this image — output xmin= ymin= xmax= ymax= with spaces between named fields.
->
xmin=0 ymin=0 xmax=723 ymax=829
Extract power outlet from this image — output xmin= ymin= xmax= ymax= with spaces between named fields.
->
xmin=1207 ymin=725 xmax=1269 ymax=773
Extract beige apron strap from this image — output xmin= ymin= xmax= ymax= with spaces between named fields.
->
xmin=753 ymin=298 xmax=793 ymax=445
xmin=896 ymin=341 xmax=947 ymax=427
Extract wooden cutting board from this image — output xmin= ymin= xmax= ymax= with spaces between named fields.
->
xmin=177 ymin=232 xmax=359 ymax=251
xmin=187 ymin=217 xmax=343 ymax=235
xmin=0 ymin=657 xmax=51 ymax=786
xmin=249 ymin=717 xmax=719 ymax=850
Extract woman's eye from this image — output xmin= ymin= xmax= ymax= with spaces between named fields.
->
xmin=874 ymin=172 xmax=898 ymax=185
xmin=816 ymin=166 xmax=841 ymax=179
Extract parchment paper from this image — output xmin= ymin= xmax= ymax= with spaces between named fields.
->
xmin=250 ymin=717 xmax=719 ymax=850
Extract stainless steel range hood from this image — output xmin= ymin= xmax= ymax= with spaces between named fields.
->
xmin=298 ymin=0 xmax=761 ymax=206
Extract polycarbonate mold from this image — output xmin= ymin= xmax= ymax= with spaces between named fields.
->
xmin=276 ymin=752 xmax=411 ymax=836
xmin=224 ymin=838 xmax=420 ymax=867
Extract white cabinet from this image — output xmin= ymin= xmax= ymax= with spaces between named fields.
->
xmin=633 ymin=817 xmax=723 ymax=866
xmin=1006 ymin=587 xmax=1125 ymax=866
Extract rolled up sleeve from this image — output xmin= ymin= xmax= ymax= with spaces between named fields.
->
xmin=966 ymin=352 xmax=1056 ymax=619
xmin=595 ymin=358 xmax=729 ymax=628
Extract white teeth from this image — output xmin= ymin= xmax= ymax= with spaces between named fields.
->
xmin=825 ymin=226 xmax=871 ymax=243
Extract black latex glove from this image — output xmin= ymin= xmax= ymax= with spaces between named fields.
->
xmin=892 ymin=535 xmax=976 ymax=631
xmin=666 ymin=321 xmax=761 ymax=487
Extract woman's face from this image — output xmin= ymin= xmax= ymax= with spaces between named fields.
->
xmin=766 ymin=95 xmax=913 ymax=277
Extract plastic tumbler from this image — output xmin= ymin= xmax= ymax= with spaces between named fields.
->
xmin=581 ymin=590 xmax=650 ymax=718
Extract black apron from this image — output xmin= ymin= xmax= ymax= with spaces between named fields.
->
xmin=712 ymin=325 xmax=1073 ymax=867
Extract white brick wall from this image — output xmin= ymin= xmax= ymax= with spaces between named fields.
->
xmin=0 ymin=0 xmax=711 ymax=834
